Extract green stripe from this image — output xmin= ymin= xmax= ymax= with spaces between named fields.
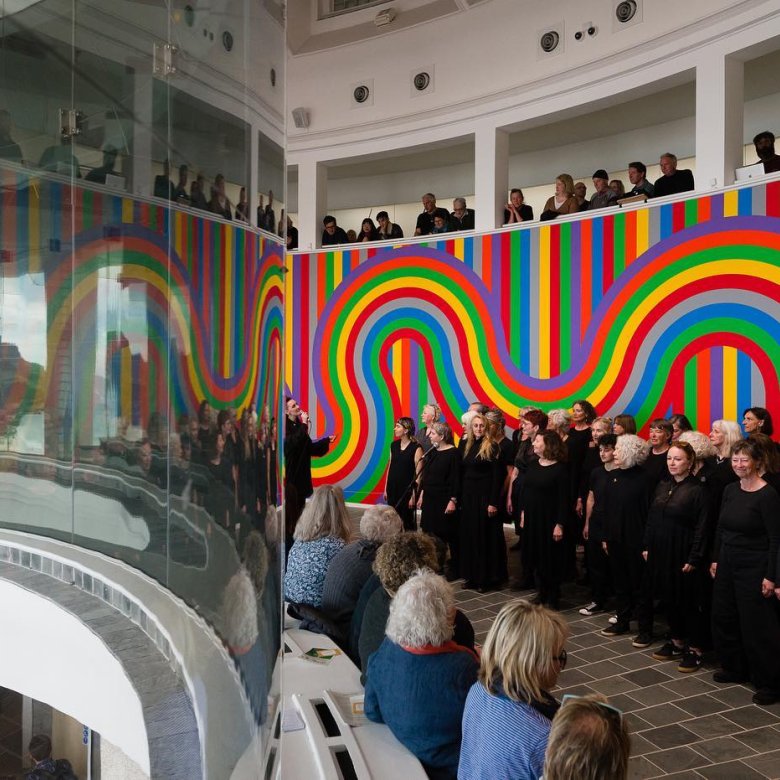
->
xmin=613 ymin=212 xmax=626 ymax=277
xmin=684 ymin=356 xmax=698 ymax=424
xmin=559 ymin=223 xmax=572 ymax=372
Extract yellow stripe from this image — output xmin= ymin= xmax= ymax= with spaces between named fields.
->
xmin=453 ymin=237 xmax=465 ymax=262
xmin=392 ymin=341 xmax=403 ymax=391
xmin=723 ymin=191 xmax=739 ymax=218
xmin=285 ymin=256 xmax=294 ymax=389
xmin=722 ymin=346 xmax=738 ymax=420
xmin=538 ymin=226 xmax=551 ymax=379
xmin=332 ymin=251 xmax=343 ymax=290
xmin=122 ymin=198 xmax=134 ymax=224
xmin=635 ymin=207 xmax=649 ymax=256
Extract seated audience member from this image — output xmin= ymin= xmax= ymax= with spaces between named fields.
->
xmin=357 ymin=532 xmax=475 ymax=676
xmin=321 ymin=215 xmax=349 ymax=246
xmin=574 ymin=182 xmax=589 ymax=211
xmin=284 ymin=484 xmax=351 ymax=608
xmin=541 ymin=174 xmax=579 ymax=220
xmin=431 ymin=207 xmax=452 ymax=234
xmin=450 ymin=197 xmax=475 ymax=231
xmin=85 ymin=145 xmax=118 ymax=184
xmin=415 ymin=192 xmax=438 ymax=236
xmin=753 ymin=130 xmax=780 ymax=174
xmin=652 ymin=153 xmax=694 ymax=198
xmin=365 ymin=570 xmax=479 ymax=780
xmin=459 ymin=600 xmax=568 ymax=780
xmin=376 ymin=210 xmax=404 ymax=240
xmin=543 ymin=694 xmax=630 ymax=780
xmin=589 ymin=170 xmax=618 ymax=210
xmin=625 ymin=161 xmax=654 ymax=198
xmin=208 ymin=173 xmax=233 ymax=219
xmin=173 ymin=164 xmax=189 ymax=202
xmin=24 ymin=734 xmax=77 ymax=780
xmin=357 ymin=217 xmax=380 ymax=242
xmin=311 ymin=505 xmax=403 ymax=640
xmin=153 ymin=158 xmax=175 ymax=200
xmin=609 ymin=179 xmax=626 ymax=198
xmin=504 ymin=188 xmax=534 ymax=224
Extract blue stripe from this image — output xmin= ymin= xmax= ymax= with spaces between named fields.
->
xmin=591 ymin=219 xmax=603 ymax=306
xmin=737 ymin=350 xmax=752 ymax=416
xmin=660 ymin=204 xmax=673 ymax=240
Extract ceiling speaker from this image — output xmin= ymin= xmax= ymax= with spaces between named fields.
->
xmin=413 ymin=72 xmax=430 ymax=91
xmin=540 ymin=30 xmax=560 ymax=53
xmin=291 ymin=107 xmax=309 ymax=129
xmin=353 ymin=85 xmax=370 ymax=104
xmin=616 ymin=0 xmax=638 ymax=23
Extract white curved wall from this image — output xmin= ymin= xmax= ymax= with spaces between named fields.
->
xmin=0 ymin=579 xmax=151 ymax=775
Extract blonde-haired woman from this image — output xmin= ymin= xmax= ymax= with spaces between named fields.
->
xmin=459 ymin=413 xmax=507 ymax=592
xmin=459 ymin=599 xmax=569 ymax=779
xmin=283 ymin=484 xmax=351 ymax=608
xmin=541 ymin=174 xmax=579 ymax=220
xmin=707 ymin=419 xmax=742 ymax=513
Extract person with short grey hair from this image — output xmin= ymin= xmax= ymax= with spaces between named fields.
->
xmin=365 ymin=570 xmax=478 ymax=778
xmin=310 ymin=504 xmax=403 ymax=640
xmin=450 ymin=197 xmax=475 ymax=231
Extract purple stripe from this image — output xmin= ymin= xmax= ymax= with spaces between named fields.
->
xmin=710 ymin=347 xmax=724 ymax=423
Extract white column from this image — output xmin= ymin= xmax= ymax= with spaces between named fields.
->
xmin=128 ymin=58 xmax=154 ymax=197
xmin=695 ymin=53 xmax=744 ymax=190
xmin=474 ymin=125 xmax=509 ymax=232
xmin=296 ymin=158 xmax=327 ymax=251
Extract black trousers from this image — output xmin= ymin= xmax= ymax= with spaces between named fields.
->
xmin=712 ymin=544 xmax=780 ymax=691
xmin=585 ymin=536 xmax=611 ymax=606
xmin=608 ymin=539 xmax=651 ymax=632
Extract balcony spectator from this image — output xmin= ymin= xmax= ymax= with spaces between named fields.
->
xmin=450 ymin=197 xmax=475 ymax=230
xmin=0 ymin=109 xmax=22 ymax=163
xmin=190 ymin=174 xmax=208 ymax=210
xmin=753 ymin=131 xmax=780 ymax=174
xmin=431 ymin=207 xmax=452 ymax=234
xmin=173 ymin=164 xmax=189 ymax=203
xmin=278 ymin=209 xmax=286 ymax=237
xmin=153 ymin=158 xmax=175 ymax=200
xmin=85 ymin=145 xmax=118 ymax=184
xmin=574 ymin=182 xmax=589 ymax=212
xmin=541 ymin=174 xmax=579 ymax=220
xmin=625 ymin=161 xmax=654 ymax=198
xmin=258 ymin=190 xmax=276 ymax=232
xmin=38 ymin=137 xmax=81 ymax=177
xmin=414 ymin=192 xmax=437 ymax=236
xmin=235 ymin=187 xmax=249 ymax=221
xmin=322 ymin=215 xmax=349 ymax=245
xmin=347 ymin=229 xmax=358 ymax=242
xmin=609 ymin=179 xmax=626 ymax=198
xmin=357 ymin=217 xmax=380 ymax=242
xmin=652 ymin=153 xmax=694 ymax=198
xmin=286 ymin=217 xmax=299 ymax=250
xmin=504 ymin=188 xmax=534 ymax=224
xmin=377 ymin=210 xmax=403 ymax=240
xmin=589 ymin=169 xmax=618 ymax=210
xmin=208 ymin=173 xmax=232 ymax=219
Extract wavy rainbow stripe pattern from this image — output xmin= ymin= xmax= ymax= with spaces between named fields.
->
xmin=0 ymin=168 xmax=283 ymax=446
xmin=288 ymin=182 xmax=780 ymax=502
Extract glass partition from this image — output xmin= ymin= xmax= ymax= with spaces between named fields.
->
xmin=0 ymin=0 xmax=285 ymax=775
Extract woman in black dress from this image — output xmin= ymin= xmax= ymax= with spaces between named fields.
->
xmin=237 ymin=409 xmax=259 ymax=523
xmin=486 ymin=409 xmax=514 ymax=523
xmin=458 ymin=413 xmax=506 ymax=592
xmin=711 ymin=438 xmax=780 ymax=705
xmin=384 ymin=416 xmax=422 ymax=531
xmin=645 ymin=418 xmax=673 ymax=489
xmin=419 ymin=422 xmax=461 ymax=578
xmin=518 ymin=431 xmax=570 ymax=609
xmin=641 ymin=442 xmax=710 ymax=672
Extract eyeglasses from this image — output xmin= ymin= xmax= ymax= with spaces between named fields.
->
xmin=561 ymin=694 xmax=623 ymax=723
xmin=554 ymin=649 xmax=568 ymax=669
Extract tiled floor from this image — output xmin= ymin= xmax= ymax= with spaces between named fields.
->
xmin=455 ymin=534 xmax=780 ymax=780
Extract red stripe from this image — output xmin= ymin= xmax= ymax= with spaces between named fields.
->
xmin=697 ymin=349 xmax=711 ymax=432
xmin=766 ymin=181 xmax=780 ymax=218
xmin=698 ymin=196 xmax=711 ymax=222
xmin=672 ymin=201 xmax=685 ymax=232
xmin=602 ymin=215 xmax=614 ymax=293
xmin=624 ymin=211 xmax=637 ymax=267
xmin=580 ymin=220 xmax=592 ymax=341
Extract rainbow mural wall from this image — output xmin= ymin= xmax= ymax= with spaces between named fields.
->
xmin=0 ymin=167 xmax=284 ymax=452
xmin=287 ymin=181 xmax=780 ymax=503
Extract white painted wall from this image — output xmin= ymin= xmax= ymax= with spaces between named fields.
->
xmin=0 ymin=579 xmax=151 ymax=775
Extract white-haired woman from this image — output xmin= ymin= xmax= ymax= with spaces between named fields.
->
xmin=364 ymin=570 xmax=478 ymax=779
xmin=284 ymin=484 xmax=351 ymax=608
xmin=600 ymin=434 xmax=652 ymax=643
xmin=315 ymin=505 xmax=403 ymax=639
xmin=459 ymin=599 xmax=569 ymax=779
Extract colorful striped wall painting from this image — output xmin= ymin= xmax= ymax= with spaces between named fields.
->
xmin=0 ymin=168 xmax=284 ymax=452
xmin=288 ymin=181 xmax=780 ymax=503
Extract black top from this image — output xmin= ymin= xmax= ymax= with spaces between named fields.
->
xmin=587 ymin=464 xmax=613 ymax=540
xmin=653 ymin=169 xmax=695 ymax=198
xmin=415 ymin=210 xmax=436 ymax=235
xmin=715 ymin=482 xmax=780 ymax=581
xmin=284 ymin=417 xmax=330 ymax=500
xmin=421 ymin=446 xmax=460 ymax=499
xmin=519 ymin=460 xmax=571 ymax=528
xmin=386 ymin=439 xmax=421 ymax=510
xmin=415 ymin=426 xmax=435 ymax=454
xmin=602 ymin=465 xmax=651 ymax=545
xmin=153 ymin=175 xmax=175 ymax=200
xmin=503 ymin=204 xmax=534 ymax=223
xmin=450 ymin=209 xmax=475 ymax=231
xmin=566 ymin=427 xmax=592 ymax=504
xmin=378 ymin=223 xmax=404 ymax=240
xmin=644 ymin=449 xmax=670 ymax=489
xmin=322 ymin=226 xmax=350 ymax=245
xmin=512 ymin=437 xmax=536 ymax=474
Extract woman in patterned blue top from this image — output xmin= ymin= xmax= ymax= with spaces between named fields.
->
xmin=284 ymin=484 xmax=351 ymax=607
xmin=458 ymin=599 xmax=569 ymax=780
